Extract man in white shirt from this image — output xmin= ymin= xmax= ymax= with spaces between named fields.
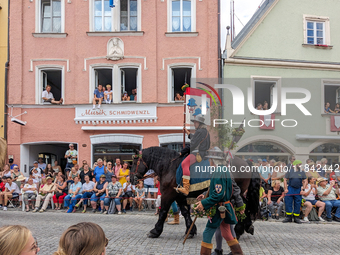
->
xmin=0 ymin=177 xmax=20 ymax=211
xmin=42 ymin=84 xmax=63 ymax=104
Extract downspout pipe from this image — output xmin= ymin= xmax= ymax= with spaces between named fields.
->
xmin=218 ymin=0 xmax=221 ymax=81
xmin=4 ymin=0 xmax=10 ymax=140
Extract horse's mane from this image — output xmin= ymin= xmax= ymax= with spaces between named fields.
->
xmin=142 ymin=147 xmax=180 ymax=173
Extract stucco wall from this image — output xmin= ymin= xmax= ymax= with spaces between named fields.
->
xmin=234 ymin=0 xmax=340 ymax=63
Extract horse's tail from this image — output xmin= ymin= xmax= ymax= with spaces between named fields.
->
xmin=246 ymin=169 xmax=261 ymax=219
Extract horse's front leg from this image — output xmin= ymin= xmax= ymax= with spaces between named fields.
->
xmin=148 ymin=193 xmax=173 ymax=238
xmin=177 ymin=197 xmax=197 ymax=239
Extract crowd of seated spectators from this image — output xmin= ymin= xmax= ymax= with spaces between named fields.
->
xmin=0 ymin=154 xmax=158 ymax=215
xmin=254 ymin=156 xmax=340 ymax=222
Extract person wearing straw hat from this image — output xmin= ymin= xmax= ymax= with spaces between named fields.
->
xmin=33 ymin=176 xmax=55 ymax=213
xmin=282 ymin=160 xmax=306 ymax=224
xmin=317 ymin=177 xmax=340 ymax=222
xmin=176 ymin=114 xmax=210 ymax=196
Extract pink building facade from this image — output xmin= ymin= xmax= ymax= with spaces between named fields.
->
xmin=7 ymin=0 xmax=218 ymax=173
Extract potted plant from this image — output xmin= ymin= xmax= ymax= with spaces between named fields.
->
xmin=231 ymin=128 xmax=245 ymax=144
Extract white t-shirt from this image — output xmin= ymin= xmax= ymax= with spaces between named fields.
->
xmin=82 ymin=181 xmax=95 ymax=191
xmin=303 ymin=184 xmax=316 ymax=200
xmin=144 ymin=170 xmax=155 ymax=186
xmin=5 ymin=182 xmax=20 ymax=194
xmin=65 ymin=149 xmax=78 ymax=163
xmin=42 ymin=90 xmax=54 ymax=101
xmin=123 ymin=182 xmax=133 ymax=192
xmin=32 ymin=172 xmax=41 ymax=184
xmin=23 ymin=184 xmax=37 ymax=194
xmin=104 ymin=91 xmax=112 ymax=100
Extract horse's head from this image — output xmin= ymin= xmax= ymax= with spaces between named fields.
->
xmin=130 ymin=151 xmax=149 ymax=185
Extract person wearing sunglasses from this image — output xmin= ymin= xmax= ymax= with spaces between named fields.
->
xmin=0 ymin=225 xmax=40 ymax=254
xmin=53 ymin=222 xmax=107 ymax=255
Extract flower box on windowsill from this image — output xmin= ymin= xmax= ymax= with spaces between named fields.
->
xmin=302 ymin=44 xmax=333 ymax=49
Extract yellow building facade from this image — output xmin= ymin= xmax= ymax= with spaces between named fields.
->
xmin=0 ymin=0 xmax=8 ymax=138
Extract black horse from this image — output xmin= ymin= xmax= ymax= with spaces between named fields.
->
xmin=130 ymin=147 xmax=260 ymax=239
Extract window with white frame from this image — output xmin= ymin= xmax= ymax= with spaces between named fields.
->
xmin=252 ymin=78 xmax=281 ymax=111
xmin=306 ymin=21 xmax=325 ymax=45
xmin=170 ymin=67 xmax=191 ymax=102
xmin=324 ymin=84 xmax=340 ymax=113
xmin=94 ymin=0 xmax=112 ymax=31
xmin=37 ymin=68 xmax=63 ymax=104
xmin=120 ymin=67 xmax=138 ymax=102
xmin=304 ymin=15 xmax=330 ymax=46
xmin=91 ymin=65 xmax=140 ymax=103
xmin=40 ymin=0 xmax=62 ymax=33
xmin=120 ymin=0 xmax=138 ymax=31
xmin=90 ymin=0 xmax=140 ymax=32
xmin=169 ymin=0 xmax=195 ymax=32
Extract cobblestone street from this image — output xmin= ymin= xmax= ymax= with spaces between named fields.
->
xmin=0 ymin=210 xmax=339 ymax=255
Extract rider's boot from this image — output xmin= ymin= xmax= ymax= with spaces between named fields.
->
xmin=227 ymin=238 xmax=244 ymax=255
xmin=176 ymin=177 xmax=190 ymax=196
xmin=200 ymin=242 xmax=212 ymax=255
xmin=167 ymin=213 xmax=180 ymax=225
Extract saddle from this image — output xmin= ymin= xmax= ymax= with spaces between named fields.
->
xmin=176 ymin=159 xmax=211 ymax=192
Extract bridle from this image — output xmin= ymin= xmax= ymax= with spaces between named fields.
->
xmin=133 ymin=155 xmax=148 ymax=174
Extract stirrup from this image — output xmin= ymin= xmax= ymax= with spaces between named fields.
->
xmin=174 ymin=184 xmax=181 ymax=193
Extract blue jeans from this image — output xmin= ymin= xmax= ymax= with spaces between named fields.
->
xmin=81 ymin=192 xmax=93 ymax=203
xmin=65 ymin=162 xmax=74 ymax=170
xmin=64 ymin=194 xmax=81 ymax=208
xmin=104 ymin=197 xmax=121 ymax=206
xmin=171 ymin=201 xmax=178 ymax=214
xmin=90 ymin=193 xmax=106 ymax=202
xmin=144 ymin=184 xmax=154 ymax=196
xmin=324 ymin=200 xmax=340 ymax=219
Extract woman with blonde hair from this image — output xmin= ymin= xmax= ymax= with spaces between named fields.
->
xmin=271 ymin=161 xmax=286 ymax=187
xmin=267 ymin=180 xmax=284 ymax=220
xmin=53 ymin=222 xmax=108 ymax=255
xmin=0 ymin=225 xmax=39 ymax=254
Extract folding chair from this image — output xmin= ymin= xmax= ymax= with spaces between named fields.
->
xmin=8 ymin=193 xmax=20 ymax=208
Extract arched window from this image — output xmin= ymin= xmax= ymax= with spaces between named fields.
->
xmin=309 ymin=143 xmax=340 ymax=164
xmin=236 ymin=142 xmax=290 ymax=163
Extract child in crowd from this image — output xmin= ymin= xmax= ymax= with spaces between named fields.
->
xmin=134 ymin=181 xmax=145 ymax=211
xmin=334 ymin=103 xmax=340 ymax=113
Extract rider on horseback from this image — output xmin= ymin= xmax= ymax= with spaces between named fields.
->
xmin=177 ymin=114 xmax=210 ymax=196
